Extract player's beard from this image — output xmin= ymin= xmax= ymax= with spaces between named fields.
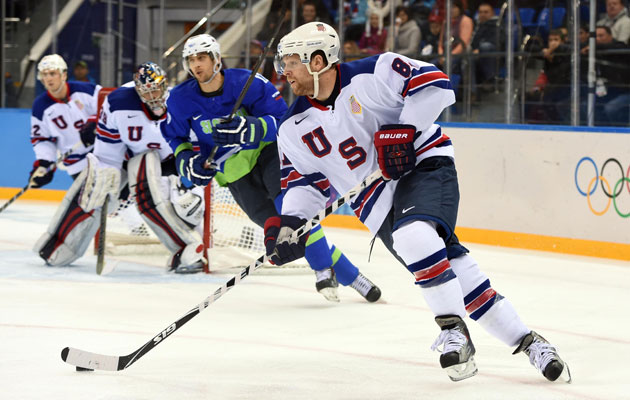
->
xmin=194 ymin=69 xmax=212 ymax=83
xmin=290 ymin=77 xmax=314 ymax=97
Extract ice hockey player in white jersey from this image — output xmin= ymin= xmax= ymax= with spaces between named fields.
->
xmin=29 ymin=54 xmax=101 ymax=187
xmin=160 ymin=34 xmax=381 ymax=300
xmin=34 ymin=62 xmax=206 ymax=273
xmin=267 ymin=22 xmax=571 ymax=382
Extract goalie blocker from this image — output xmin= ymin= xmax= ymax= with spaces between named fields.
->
xmin=34 ymin=150 xmax=207 ymax=273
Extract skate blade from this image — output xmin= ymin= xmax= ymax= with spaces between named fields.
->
xmin=559 ymin=363 xmax=572 ymax=384
xmin=445 ymin=357 xmax=478 ymax=382
xmin=318 ymin=287 xmax=340 ymax=302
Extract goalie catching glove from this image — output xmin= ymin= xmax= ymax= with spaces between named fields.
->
xmin=374 ymin=124 xmax=418 ymax=180
xmin=264 ymin=215 xmax=309 ymax=265
xmin=211 ymin=115 xmax=266 ymax=146
xmin=29 ymin=159 xmax=56 ymax=188
xmin=78 ymin=153 xmax=121 ymax=212
xmin=175 ymin=144 xmax=216 ymax=186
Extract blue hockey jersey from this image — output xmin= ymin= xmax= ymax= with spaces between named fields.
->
xmin=161 ymin=69 xmax=288 ymax=184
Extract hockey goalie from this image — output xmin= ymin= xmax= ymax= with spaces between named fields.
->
xmin=34 ymin=62 xmax=207 ymax=273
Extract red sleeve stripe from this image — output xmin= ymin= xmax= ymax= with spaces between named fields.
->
xmin=402 ymin=71 xmax=450 ymax=97
xmin=281 ymin=170 xmax=304 ymax=189
xmin=96 ymin=126 xmax=121 ymax=140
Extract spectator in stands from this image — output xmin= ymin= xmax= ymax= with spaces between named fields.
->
xmin=3 ymin=72 xmax=18 ymax=107
xmin=541 ymin=29 xmax=571 ymax=123
xmin=344 ymin=40 xmax=362 ymax=61
xmin=387 ymin=6 xmax=422 ymax=57
xmin=300 ymin=0 xmax=333 ymax=25
xmin=72 ymin=61 xmax=95 ymax=83
xmin=257 ymin=2 xmax=291 ymax=44
xmin=597 ymin=0 xmax=630 ymax=44
xmin=344 ymin=0 xmax=369 ymax=42
xmin=437 ymin=0 xmax=473 ymax=63
xmin=237 ymin=40 xmax=276 ymax=81
xmin=470 ymin=2 xmax=500 ymax=89
xmin=579 ymin=25 xmax=589 ymax=48
xmin=421 ymin=9 xmax=443 ymax=56
xmin=593 ymin=25 xmax=630 ymax=125
xmin=358 ymin=11 xmax=388 ymax=55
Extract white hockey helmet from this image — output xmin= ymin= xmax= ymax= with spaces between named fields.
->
xmin=37 ymin=54 xmax=68 ymax=80
xmin=274 ymin=22 xmax=341 ymax=74
xmin=182 ymin=34 xmax=222 ymax=80
xmin=274 ymin=22 xmax=340 ymax=98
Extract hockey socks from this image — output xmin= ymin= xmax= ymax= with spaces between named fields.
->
xmin=305 ymin=227 xmax=360 ymax=285
xmin=393 ymin=221 xmax=466 ymax=317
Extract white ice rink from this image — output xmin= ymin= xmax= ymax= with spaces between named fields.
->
xmin=1 ymin=201 xmax=629 ymax=400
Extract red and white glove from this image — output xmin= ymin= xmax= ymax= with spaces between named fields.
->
xmin=374 ymin=124 xmax=418 ymax=180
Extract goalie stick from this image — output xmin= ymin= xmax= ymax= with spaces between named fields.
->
xmin=95 ymin=196 xmax=109 ymax=275
xmin=60 ymin=168 xmax=384 ymax=371
xmin=0 ymin=142 xmax=84 ymax=214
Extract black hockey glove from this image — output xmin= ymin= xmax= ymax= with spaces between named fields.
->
xmin=264 ymin=215 xmax=309 ymax=265
xmin=29 ymin=159 xmax=56 ymax=188
xmin=175 ymin=148 xmax=216 ymax=186
xmin=212 ymin=116 xmax=266 ymax=146
xmin=79 ymin=120 xmax=97 ymax=147
xmin=374 ymin=124 xmax=418 ymax=180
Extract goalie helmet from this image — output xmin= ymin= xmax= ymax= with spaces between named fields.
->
xmin=274 ymin=22 xmax=340 ymax=98
xmin=133 ymin=62 xmax=168 ymax=112
xmin=182 ymin=34 xmax=222 ymax=78
xmin=37 ymin=54 xmax=68 ymax=81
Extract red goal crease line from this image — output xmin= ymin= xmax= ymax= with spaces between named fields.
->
xmin=3 ymin=187 xmax=629 ymax=263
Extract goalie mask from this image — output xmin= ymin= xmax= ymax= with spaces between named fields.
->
xmin=134 ymin=62 xmax=168 ymax=114
xmin=274 ymin=22 xmax=340 ymax=98
xmin=182 ymin=34 xmax=222 ymax=85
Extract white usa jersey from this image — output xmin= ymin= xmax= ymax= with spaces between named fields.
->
xmin=95 ymin=86 xmax=172 ymax=170
xmin=30 ymin=81 xmax=101 ymax=175
xmin=277 ymin=52 xmax=455 ymax=233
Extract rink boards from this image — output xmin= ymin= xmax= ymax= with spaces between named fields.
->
xmin=1 ymin=109 xmax=629 ymax=260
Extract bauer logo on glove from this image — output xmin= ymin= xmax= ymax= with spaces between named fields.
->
xmin=374 ymin=124 xmax=418 ymax=180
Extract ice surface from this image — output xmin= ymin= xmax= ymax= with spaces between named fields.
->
xmin=1 ymin=201 xmax=629 ymax=400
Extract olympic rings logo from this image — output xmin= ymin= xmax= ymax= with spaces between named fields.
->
xmin=574 ymin=157 xmax=630 ymax=218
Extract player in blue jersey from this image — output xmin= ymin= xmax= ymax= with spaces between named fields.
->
xmin=266 ymin=22 xmax=571 ymax=382
xmin=160 ymin=34 xmax=381 ymax=302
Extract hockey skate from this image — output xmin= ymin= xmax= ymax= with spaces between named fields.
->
xmin=431 ymin=315 xmax=477 ymax=382
xmin=168 ymin=243 xmax=207 ymax=274
xmin=513 ymin=331 xmax=572 ymax=383
xmin=350 ymin=272 xmax=382 ymax=302
xmin=315 ymin=268 xmax=340 ymax=302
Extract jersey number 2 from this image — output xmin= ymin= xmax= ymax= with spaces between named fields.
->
xmin=302 ymin=127 xmax=366 ymax=170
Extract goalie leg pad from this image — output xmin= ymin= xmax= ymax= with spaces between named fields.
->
xmin=33 ymin=170 xmax=101 ymax=266
xmin=128 ymin=151 xmax=202 ymax=255
xmin=168 ymin=242 xmax=206 ymax=274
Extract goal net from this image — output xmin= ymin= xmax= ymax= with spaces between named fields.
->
xmin=94 ymin=87 xmax=304 ymax=273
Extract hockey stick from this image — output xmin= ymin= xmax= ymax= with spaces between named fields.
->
xmin=204 ymin=1 xmax=288 ymax=166
xmin=95 ymin=196 xmax=109 ymax=275
xmin=0 ymin=142 xmax=83 ymax=214
xmin=60 ymin=168 xmax=384 ymax=371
